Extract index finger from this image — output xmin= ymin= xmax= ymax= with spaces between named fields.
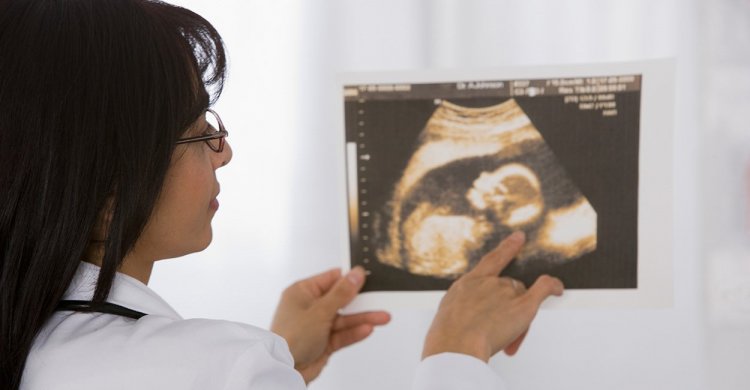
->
xmin=467 ymin=231 xmax=526 ymax=278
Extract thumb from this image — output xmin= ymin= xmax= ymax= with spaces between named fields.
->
xmin=504 ymin=330 xmax=528 ymax=356
xmin=316 ymin=266 xmax=366 ymax=315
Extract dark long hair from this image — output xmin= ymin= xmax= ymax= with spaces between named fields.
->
xmin=0 ymin=1 xmax=227 ymax=388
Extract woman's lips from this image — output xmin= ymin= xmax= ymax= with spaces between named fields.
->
xmin=209 ymin=198 xmax=219 ymax=210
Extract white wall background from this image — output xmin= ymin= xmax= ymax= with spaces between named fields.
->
xmin=148 ymin=1 xmax=750 ymax=389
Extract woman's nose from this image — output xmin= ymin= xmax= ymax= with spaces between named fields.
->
xmin=217 ymin=140 xmax=233 ymax=168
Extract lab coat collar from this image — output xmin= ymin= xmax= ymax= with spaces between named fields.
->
xmin=63 ymin=262 xmax=183 ymax=320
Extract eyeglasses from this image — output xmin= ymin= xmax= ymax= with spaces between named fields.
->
xmin=175 ymin=109 xmax=229 ymax=153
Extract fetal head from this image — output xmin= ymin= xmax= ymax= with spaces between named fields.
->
xmin=466 ymin=163 xmax=544 ymax=228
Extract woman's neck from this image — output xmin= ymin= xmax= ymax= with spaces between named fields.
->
xmin=83 ymin=244 xmax=154 ymax=284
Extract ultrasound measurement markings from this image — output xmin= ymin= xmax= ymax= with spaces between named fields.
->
xmin=357 ymin=104 xmax=371 ymax=269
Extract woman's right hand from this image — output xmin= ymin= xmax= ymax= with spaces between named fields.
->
xmin=422 ymin=231 xmax=564 ymax=362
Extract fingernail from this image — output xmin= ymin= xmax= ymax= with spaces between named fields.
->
xmin=346 ymin=267 xmax=365 ymax=286
xmin=510 ymin=231 xmax=526 ymax=243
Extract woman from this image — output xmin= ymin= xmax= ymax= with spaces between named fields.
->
xmin=0 ymin=1 xmax=564 ymax=389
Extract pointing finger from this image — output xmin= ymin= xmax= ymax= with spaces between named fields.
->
xmin=468 ymin=231 xmax=526 ymax=278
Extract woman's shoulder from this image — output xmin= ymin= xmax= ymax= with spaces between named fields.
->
xmin=22 ymin=312 xmax=300 ymax=390
xmin=142 ymin=314 xmax=287 ymax=348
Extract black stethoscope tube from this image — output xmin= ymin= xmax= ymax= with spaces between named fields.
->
xmin=56 ymin=300 xmax=147 ymax=320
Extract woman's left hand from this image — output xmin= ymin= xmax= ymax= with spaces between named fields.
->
xmin=271 ymin=267 xmax=391 ymax=383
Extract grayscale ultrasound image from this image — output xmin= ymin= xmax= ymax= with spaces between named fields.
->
xmin=344 ymin=76 xmax=641 ymax=291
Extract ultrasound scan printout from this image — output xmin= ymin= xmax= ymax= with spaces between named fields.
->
xmin=340 ymin=62 xmax=674 ymax=309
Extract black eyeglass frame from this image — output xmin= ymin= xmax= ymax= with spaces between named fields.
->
xmin=175 ymin=109 xmax=229 ymax=153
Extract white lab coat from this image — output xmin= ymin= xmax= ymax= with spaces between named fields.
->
xmin=21 ymin=262 xmax=506 ymax=389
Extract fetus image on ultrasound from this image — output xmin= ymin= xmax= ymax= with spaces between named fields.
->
xmin=372 ymin=99 xmax=597 ymax=279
